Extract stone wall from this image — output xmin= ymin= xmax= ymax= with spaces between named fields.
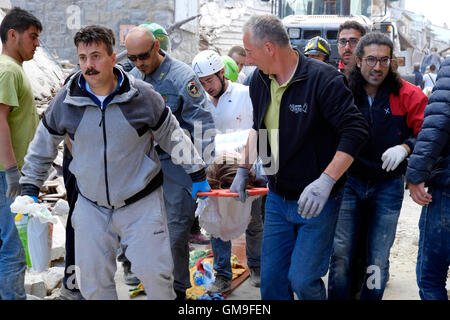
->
xmin=199 ymin=0 xmax=272 ymax=55
xmin=11 ymin=0 xmax=200 ymax=64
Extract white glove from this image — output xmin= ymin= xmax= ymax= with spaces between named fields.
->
xmin=381 ymin=145 xmax=408 ymax=172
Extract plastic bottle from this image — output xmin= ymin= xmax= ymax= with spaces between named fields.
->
xmin=193 ymin=270 xmax=205 ymax=285
xmin=14 ymin=213 xmax=32 ymax=268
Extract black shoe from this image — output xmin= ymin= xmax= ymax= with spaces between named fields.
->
xmin=123 ymin=261 xmax=141 ymax=286
xmin=249 ymin=267 xmax=261 ymax=288
xmin=175 ymin=289 xmax=186 ymax=301
xmin=58 ymin=286 xmax=85 ymax=300
xmin=207 ymin=275 xmax=232 ymax=295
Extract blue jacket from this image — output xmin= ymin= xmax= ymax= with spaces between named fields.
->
xmin=248 ymin=51 xmax=369 ymax=200
xmin=406 ymin=57 xmax=450 ymax=188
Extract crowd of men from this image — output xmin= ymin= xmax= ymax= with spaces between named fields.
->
xmin=0 ymin=7 xmax=448 ymax=301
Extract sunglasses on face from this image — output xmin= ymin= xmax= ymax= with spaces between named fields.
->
xmin=127 ymin=41 xmax=155 ymax=62
xmin=338 ymin=37 xmax=359 ymax=48
xmin=363 ymin=56 xmax=391 ymax=67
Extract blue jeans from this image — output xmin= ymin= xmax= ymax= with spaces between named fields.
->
xmin=211 ymin=196 xmax=264 ymax=279
xmin=260 ymin=189 xmax=342 ymax=300
xmin=0 ymin=172 xmax=27 ymax=300
xmin=328 ymin=175 xmax=404 ymax=300
xmin=416 ymin=187 xmax=450 ymax=300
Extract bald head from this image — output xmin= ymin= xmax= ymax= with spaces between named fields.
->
xmin=125 ymin=26 xmax=162 ymax=75
xmin=125 ymin=26 xmax=155 ymax=47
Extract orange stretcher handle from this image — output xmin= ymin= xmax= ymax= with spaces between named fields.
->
xmin=197 ymin=187 xmax=268 ymax=197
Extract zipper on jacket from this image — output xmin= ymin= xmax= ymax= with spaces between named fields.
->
xmin=100 ymin=102 xmax=112 ymax=207
xmin=368 ymin=96 xmax=374 ymax=125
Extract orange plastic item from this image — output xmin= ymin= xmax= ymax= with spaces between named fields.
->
xmin=197 ymin=187 xmax=268 ymax=198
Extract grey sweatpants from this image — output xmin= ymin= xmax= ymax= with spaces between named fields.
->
xmin=71 ymin=186 xmax=176 ymax=300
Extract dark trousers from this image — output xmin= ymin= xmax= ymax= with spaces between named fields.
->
xmin=62 ymin=147 xmax=80 ymax=292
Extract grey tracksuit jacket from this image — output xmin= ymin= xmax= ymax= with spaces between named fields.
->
xmin=20 ymin=67 xmax=206 ymax=208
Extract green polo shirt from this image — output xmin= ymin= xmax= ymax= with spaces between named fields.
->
xmin=0 ymin=54 xmax=38 ymax=171
xmin=264 ymin=53 xmax=299 ymax=163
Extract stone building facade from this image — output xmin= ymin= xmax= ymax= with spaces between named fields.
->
xmin=11 ymin=0 xmax=200 ymax=64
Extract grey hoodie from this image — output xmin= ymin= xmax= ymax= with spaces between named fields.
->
xmin=20 ymin=67 xmax=206 ymax=208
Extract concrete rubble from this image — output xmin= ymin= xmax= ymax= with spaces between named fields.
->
xmin=25 ymin=267 xmax=65 ymax=299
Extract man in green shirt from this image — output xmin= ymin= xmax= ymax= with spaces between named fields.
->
xmin=0 ymin=7 xmax=41 ymax=300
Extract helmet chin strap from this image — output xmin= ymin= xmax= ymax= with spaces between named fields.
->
xmin=213 ymin=72 xmax=226 ymax=99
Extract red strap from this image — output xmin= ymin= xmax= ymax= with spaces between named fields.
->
xmin=197 ymin=187 xmax=268 ymax=197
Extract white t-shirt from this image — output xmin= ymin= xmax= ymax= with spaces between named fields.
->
xmin=208 ymin=81 xmax=253 ymax=133
xmin=85 ymin=81 xmax=108 ymax=104
xmin=423 ymin=72 xmax=437 ymax=88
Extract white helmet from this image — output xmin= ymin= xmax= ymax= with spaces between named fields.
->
xmin=192 ymin=50 xmax=224 ymax=78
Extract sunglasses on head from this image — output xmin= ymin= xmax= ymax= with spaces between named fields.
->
xmin=127 ymin=41 xmax=155 ymax=62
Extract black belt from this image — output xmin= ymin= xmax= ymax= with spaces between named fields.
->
xmin=79 ymin=169 xmax=164 ymax=209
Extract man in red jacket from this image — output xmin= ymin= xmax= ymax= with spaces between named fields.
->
xmin=328 ymin=32 xmax=428 ymax=300
xmin=337 ymin=20 xmax=366 ymax=75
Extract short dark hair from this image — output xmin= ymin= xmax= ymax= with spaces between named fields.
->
xmin=0 ymin=7 xmax=42 ymax=44
xmin=430 ymin=64 xmax=436 ymax=71
xmin=228 ymin=45 xmax=246 ymax=57
xmin=74 ymin=25 xmax=116 ymax=55
xmin=338 ymin=20 xmax=366 ymax=39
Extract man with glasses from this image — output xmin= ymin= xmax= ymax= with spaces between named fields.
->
xmin=337 ymin=21 xmax=366 ymax=75
xmin=334 ymin=20 xmax=368 ymax=300
xmin=124 ymin=26 xmax=216 ymax=300
xmin=328 ymin=33 xmax=428 ymax=300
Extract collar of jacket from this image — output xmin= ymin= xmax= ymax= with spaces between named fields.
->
xmin=257 ymin=48 xmax=309 ymax=87
xmin=64 ymin=66 xmax=137 ymax=108
xmin=144 ymin=49 xmax=172 ymax=82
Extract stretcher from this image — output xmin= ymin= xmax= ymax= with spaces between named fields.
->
xmin=196 ymin=187 xmax=268 ymax=198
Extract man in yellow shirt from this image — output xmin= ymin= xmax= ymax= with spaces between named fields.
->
xmin=0 ymin=7 xmax=41 ymax=299
xmin=230 ymin=14 xmax=368 ymax=300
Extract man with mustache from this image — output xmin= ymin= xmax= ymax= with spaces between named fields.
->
xmin=17 ymin=25 xmax=211 ymax=299
xmin=0 ymin=7 xmax=42 ymax=300
xmin=328 ymin=33 xmax=428 ymax=300
xmin=337 ymin=21 xmax=366 ymax=75
xmin=335 ymin=19 xmax=367 ymax=300
xmin=125 ymin=26 xmax=216 ymax=300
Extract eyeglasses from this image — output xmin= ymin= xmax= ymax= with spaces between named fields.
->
xmin=363 ymin=56 xmax=391 ymax=67
xmin=127 ymin=42 xmax=155 ymax=62
xmin=338 ymin=38 xmax=359 ymax=48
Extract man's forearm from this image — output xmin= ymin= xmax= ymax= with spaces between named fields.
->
xmin=0 ymin=117 xmax=17 ymax=169
xmin=240 ymin=129 xmax=258 ymax=169
xmin=323 ymin=150 xmax=354 ymax=181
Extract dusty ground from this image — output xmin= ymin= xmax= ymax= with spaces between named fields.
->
xmin=115 ymin=190 xmax=448 ymax=300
